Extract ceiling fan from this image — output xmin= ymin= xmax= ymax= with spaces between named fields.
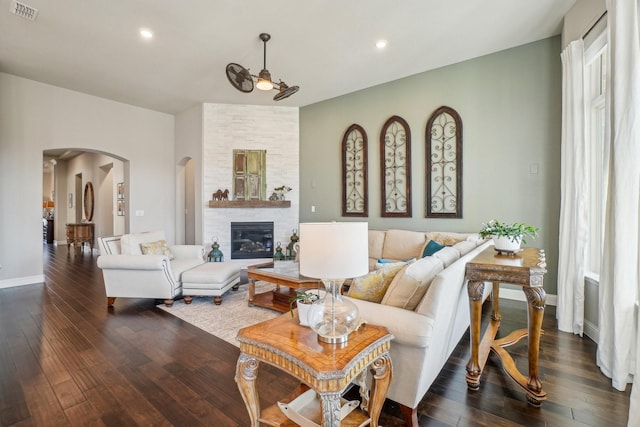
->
xmin=226 ymin=33 xmax=300 ymax=101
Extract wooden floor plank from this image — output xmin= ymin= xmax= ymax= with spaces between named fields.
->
xmin=0 ymin=244 xmax=631 ymax=426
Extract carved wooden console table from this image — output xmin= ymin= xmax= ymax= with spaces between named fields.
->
xmin=235 ymin=313 xmax=393 ymax=427
xmin=65 ymin=223 xmax=94 ymax=253
xmin=465 ymin=246 xmax=547 ymax=405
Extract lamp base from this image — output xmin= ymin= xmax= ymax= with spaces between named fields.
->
xmin=318 ymin=336 xmax=348 ymax=344
xmin=315 ymin=326 xmax=350 ymax=344
xmin=308 ymin=278 xmax=358 ymax=345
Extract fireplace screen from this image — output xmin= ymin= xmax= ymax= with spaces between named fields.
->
xmin=230 ymin=221 xmax=274 ymax=259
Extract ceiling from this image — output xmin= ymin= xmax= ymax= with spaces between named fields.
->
xmin=1 ymin=0 xmax=575 ymax=115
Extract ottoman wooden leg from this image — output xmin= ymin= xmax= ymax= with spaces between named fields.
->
xmin=163 ymin=299 xmax=174 ymax=307
xmin=184 ymin=296 xmax=193 ymax=304
xmin=213 ymin=296 xmax=222 ymax=305
xmin=107 ymin=297 xmax=116 ymax=307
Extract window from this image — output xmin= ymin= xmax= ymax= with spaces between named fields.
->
xmin=583 ymin=24 xmax=607 ymax=279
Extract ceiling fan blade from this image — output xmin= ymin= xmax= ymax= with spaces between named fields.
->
xmin=226 ymin=63 xmax=254 ymax=93
xmin=273 ymin=84 xmax=299 ymax=101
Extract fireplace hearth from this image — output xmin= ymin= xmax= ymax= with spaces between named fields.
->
xmin=230 ymin=221 xmax=274 ymax=259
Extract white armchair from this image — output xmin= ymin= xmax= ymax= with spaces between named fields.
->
xmin=97 ymin=231 xmax=205 ymax=307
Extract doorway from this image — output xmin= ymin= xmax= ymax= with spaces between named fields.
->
xmin=74 ymin=173 xmax=83 ymax=223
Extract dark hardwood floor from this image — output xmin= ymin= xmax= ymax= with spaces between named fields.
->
xmin=0 ymin=243 xmax=630 ymax=426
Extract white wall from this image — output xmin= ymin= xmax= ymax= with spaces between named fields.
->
xmin=202 ymin=103 xmax=300 ymax=257
xmin=0 ymin=72 xmax=175 ymax=286
xmin=175 ymin=104 xmax=204 ymax=245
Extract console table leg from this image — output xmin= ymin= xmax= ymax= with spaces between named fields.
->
xmin=524 ymin=286 xmax=546 ymax=403
xmin=466 ymin=280 xmax=485 ymax=389
xmin=235 ymin=354 xmax=260 ymax=426
xmin=491 ymin=281 xmax=502 ymax=321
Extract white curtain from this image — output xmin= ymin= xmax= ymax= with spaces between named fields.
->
xmin=611 ymin=1 xmax=640 ymax=424
xmin=598 ymin=0 xmax=640 ymax=404
xmin=557 ymin=40 xmax=588 ymax=336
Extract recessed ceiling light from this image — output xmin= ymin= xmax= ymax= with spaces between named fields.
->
xmin=376 ymin=40 xmax=387 ymax=49
xmin=139 ymin=28 xmax=154 ymax=40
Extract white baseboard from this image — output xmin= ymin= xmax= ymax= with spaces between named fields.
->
xmin=0 ymin=275 xmax=45 ymax=289
xmin=499 ymin=288 xmax=557 ymax=306
xmin=584 ymin=319 xmax=600 ymax=342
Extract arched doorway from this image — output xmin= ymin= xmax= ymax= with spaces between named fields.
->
xmin=42 ymin=149 xmax=128 ymax=249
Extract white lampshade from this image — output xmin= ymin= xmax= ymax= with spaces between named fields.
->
xmin=299 ymin=222 xmax=369 ymax=279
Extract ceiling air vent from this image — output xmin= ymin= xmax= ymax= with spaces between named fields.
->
xmin=10 ymin=1 xmax=38 ymax=21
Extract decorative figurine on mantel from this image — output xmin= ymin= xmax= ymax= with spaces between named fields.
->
xmin=212 ymin=189 xmax=229 ymax=201
xmin=208 ymin=239 xmax=224 ymax=262
xmin=269 ymin=185 xmax=292 ymax=201
xmin=286 ymin=229 xmax=299 ymax=259
xmin=274 ymin=242 xmax=285 ymax=261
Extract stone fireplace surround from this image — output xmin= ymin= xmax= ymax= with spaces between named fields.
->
xmin=202 ymin=103 xmax=299 ymax=259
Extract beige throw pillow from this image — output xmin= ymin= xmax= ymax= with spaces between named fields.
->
xmin=140 ymin=239 xmax=175 ymax=260
xmin=346 ymin=264 xmax=405 ymax=303
xmin=381 ymin=256 xmax=444 ymax=310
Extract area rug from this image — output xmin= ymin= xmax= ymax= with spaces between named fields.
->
xmin=158 ymin=282 xmax=281 ymax=346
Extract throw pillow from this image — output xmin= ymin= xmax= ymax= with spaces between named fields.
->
xmin=381 ymin=256 xmax=445 ymax=310
xmin=347 ymin=264 xmax=405 ymax=303
xmin=140 ymin=240 xmax=175 ymax=260
xmin=374 ymin=258 xmax=416 ymax=270
xmin=422 ymin=240 xmax=445 ymax=257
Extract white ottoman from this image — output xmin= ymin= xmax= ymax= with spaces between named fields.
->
xmin=181 ymin=262 xmax=241 ymax=305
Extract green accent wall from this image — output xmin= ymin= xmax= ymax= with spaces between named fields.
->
xmin=299 ymin=37 xmax=562 ymax=295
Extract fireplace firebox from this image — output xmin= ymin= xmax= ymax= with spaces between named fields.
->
xmin=230 ymin=221 xmax=274 ymax=259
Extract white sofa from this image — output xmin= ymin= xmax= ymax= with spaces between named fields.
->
xmin=97 ymin=230 xmax=206 ymax=307
xmin=346 ymin=229 xmax=492 ymax=426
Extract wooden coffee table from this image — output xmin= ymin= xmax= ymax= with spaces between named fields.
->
xmin=247 ymin=261 xmax=321 ymax=312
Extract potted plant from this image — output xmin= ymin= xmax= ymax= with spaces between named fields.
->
xmin=290 ymin=288 xmax=322 ymax=326
xmin=479 ymin=219 xmax=539 ymax=253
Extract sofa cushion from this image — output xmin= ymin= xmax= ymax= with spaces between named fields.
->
xmin=121 ymin=230 xmax=166 ymax=255
xmin=368 ymin=230 xmax=386 ymax=260
xmin=381 ymin=256 xmax=445 ymax=310
xmin=140 ymin=239 xmax=175 ymax=260
xmin=466 ymin=233 xmax=486 ymax=246
xmin=432 ymin=246 xmax=461 ymax=267
xmin=346 ymin=296 xmax=435 ymax=348
xmin=347 ymin=264 xmax=405 ymax=303
xmin=425 ymin=231 xmax=468 ymax=246
xmin=422 ymin=240 xmax=445 ymax=257
xmin=169 ymin=258 xmax=205 ymax=282
xmin=381 ymin=229 xmax=427 ymax=260
xmin=452 ymin=240 xmax=476 ymax=256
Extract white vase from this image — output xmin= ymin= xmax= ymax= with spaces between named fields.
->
xmin=493 ymin=236 xmax=522 ymax=253
xmin=296 ymin=302 xmax=313 ymax=326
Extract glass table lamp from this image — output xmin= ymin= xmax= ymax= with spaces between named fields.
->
xmin=299 ymin=222 xmax=369 ymax=344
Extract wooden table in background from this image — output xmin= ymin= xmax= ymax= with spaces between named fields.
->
xmin=235 ymin=313 xmax=393 ymax=427
xmin=65 ymin=223 xmax=94 ymax=253
xmin=247 ymin=261 xmax=321 ymax=312
xmin=465 ymin=246 xmax=547 ymax=405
